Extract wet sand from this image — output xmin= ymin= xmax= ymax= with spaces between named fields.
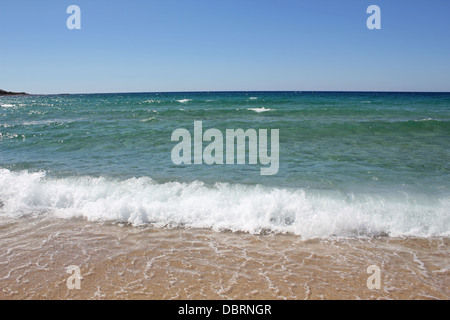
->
xmin=0 ymin=216 xmax=448 ymax=300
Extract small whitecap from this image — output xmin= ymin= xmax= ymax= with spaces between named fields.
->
xmin=415 ymin=118 xmax=435 ymax=122
xmin=247 ymin=107 xmax=273 ymax=113
xmin=140 ymin=117 xmax=157 ymax=122
xmin=142 ymin=99 xmax=162 ymax=104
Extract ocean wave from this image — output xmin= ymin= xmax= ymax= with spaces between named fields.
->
xmin=247 ymin=107 xmax=273 ymax=113
xmin=141 ymin=99 xmax=162 ymax=104
xmin=20 ymin=119 xmax=66 ymax=126
xmin=139 ymin=117 xmax=157 ymax=122
xmin=0 ymin=133 xmax=21 ymax=141
xmin=414 ymin=118 xmax=438 ymax=122
xmin=0 ymin=169 xmax=448 ymax=239
xmin=176 ymin=99 xmax=192 ymax=103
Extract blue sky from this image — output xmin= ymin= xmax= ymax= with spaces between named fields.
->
xmin=1 ymin=0 xmax=449 ymax=94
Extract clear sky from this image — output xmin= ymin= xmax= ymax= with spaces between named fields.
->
xmin=1 ymin=0 xmax=449 ymax=94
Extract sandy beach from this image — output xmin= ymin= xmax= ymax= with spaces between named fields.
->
xmin=0 ymin=216 xmax=448 ymax=300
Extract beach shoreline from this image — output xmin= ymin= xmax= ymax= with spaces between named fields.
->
xmin=0 ymin=217 xmax=448 ymax=300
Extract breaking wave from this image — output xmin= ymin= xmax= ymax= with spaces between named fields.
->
xmin=0 ymin=169 xmax=448 ymax=239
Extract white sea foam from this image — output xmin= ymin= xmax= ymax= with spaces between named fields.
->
xmin=1 ymin=104 xmax=15 ymax=108
xmin=0 ymin=133 xmax=19 ymax=140
xmin=247 ymin=107 xmax=273 ymax=113
xmin=176 ymin=99 xmax=192 ymax=103
xmin=19 ymin=118 xmax=84 ymax=126
xmin=141 ymin=100 xmax=162 ymax=104
xmin=414 ymin=118 xmax=435 ymax=122
xmin=21 ymin=120 xmax=63 ymax=126
xmin=0 ymin=169 xmax=448 ymax=239
xmin=140 ymin=117 xmax=157 ymax=122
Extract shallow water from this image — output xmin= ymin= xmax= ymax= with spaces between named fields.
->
xmin=0 ymin=217 xmax=448 ymax=300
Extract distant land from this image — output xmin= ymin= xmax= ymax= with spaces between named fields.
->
xmin=0 ymin=89 xmax=28 ymax=96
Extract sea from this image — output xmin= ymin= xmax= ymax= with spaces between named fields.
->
xmin=0 ymin=91 xmax=449 ymax=299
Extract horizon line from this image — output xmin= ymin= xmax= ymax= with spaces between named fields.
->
xmin=8 ymin=90 xmax=450 ymax=96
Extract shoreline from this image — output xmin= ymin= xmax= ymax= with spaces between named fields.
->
xmin=0 ymin=217 xmax=448 ymax=300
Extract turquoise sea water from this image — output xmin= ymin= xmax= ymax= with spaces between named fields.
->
xmin=0 ymin=92 xmax=449 ymax=238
